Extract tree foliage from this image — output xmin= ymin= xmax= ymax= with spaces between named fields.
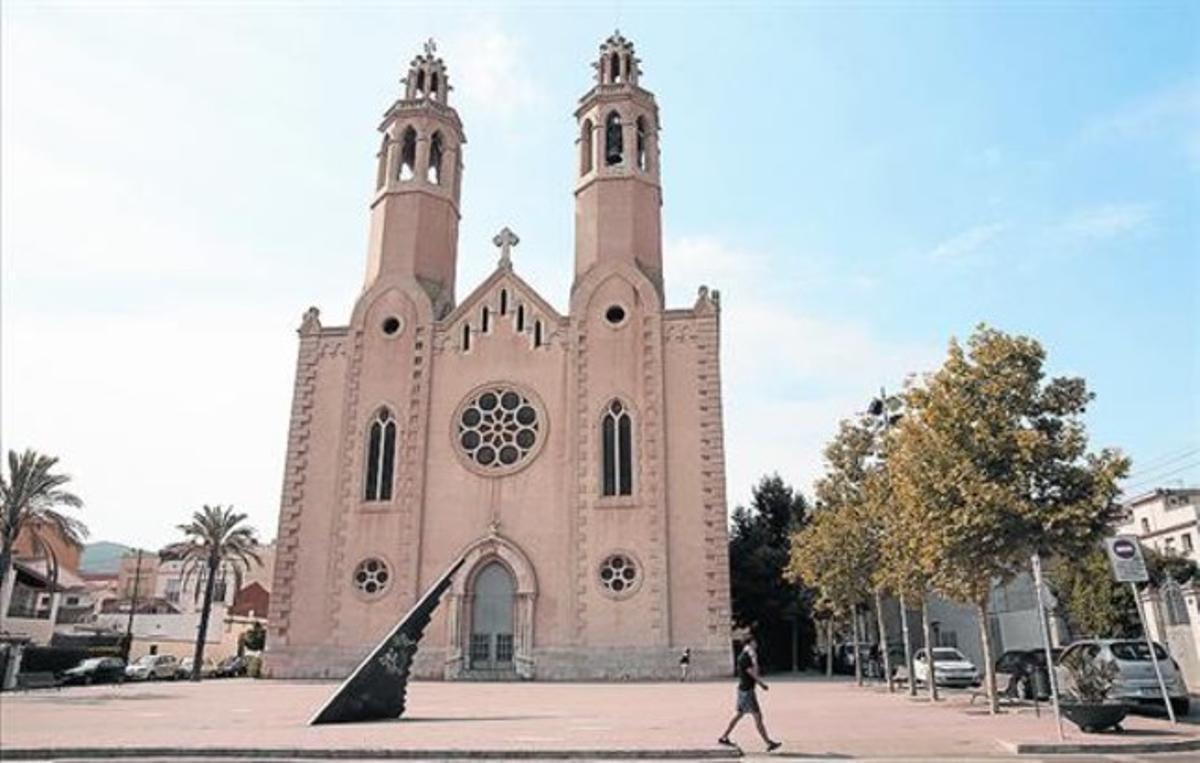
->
xmin=164 ymin=505 xmax=260 ymax=681
xmin=888 ymin=325 xmax=1129 ymax=712
xmin=1048 ymin=550 xmax=1138 ymax=639
xmin=729 ymin=474 xmax=811 ymax=671
xmin=0 ymin=449 xmax=87 ymax=599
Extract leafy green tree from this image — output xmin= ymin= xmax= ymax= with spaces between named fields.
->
xmin=164 ymin=505 xmax=260 ymax=681
xmin=0 ymin=449 xmax=87 ymax=611
xmin=890 ymin=326 xmax=1129 ymax=713
xmin=1144 ymin=547 xmax=1199 ymax=586
xmin=1048 ymin=550 xmax=1138 ymax=638
xmin=729 ymin=474 xmax=812 ymax=671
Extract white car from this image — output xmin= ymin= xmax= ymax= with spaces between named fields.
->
xmin=125 ymin=654 xmax=178 ymax=681
xmin=1056 ymin=639 xmax=1190 ymax=716
xmin=912 ymin=647 xmax=981 ymax=687
xmin=175 ymin=657 xmax=216 ymax=679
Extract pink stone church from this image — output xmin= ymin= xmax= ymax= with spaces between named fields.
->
xmin=266 ymin=33 xmax=732 ymax=680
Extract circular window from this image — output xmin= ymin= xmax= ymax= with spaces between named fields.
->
xmin=381 ymin=316 xmax=403 ymax=336
xmin=598 ymin=552 xmax=641 ymax=597
xmin=453 ymin=384 xmax=546 ymax=476
xmin=353 ymin=557 xmax=391 ymax=597
xmin=604 ymin=305 xmax=627 ymax=326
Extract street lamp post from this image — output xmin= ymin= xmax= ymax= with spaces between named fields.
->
xmin=868 ymin=387 xmax=902 ymax=693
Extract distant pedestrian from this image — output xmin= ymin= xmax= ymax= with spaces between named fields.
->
xmin=718 ymin=636 xmax=781 ymax=753
xmin=679 ymin=648 xmax=691 ymax=681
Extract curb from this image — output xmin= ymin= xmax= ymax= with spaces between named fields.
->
xmin=1005 ymin=738 xmax=1200 ymax=755
xmin=0 ymin=749 xmax=739 ymax=761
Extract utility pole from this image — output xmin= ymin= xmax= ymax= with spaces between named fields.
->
xmin=123 ymin=549 xmax=143 ymax=662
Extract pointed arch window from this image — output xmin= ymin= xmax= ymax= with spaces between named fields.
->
xmin=601 ymin=400 xmax=633 ymax=497
xmin=415 ymin=69 xmax=427 ymax=97
xmin=364 ymin=408 xmax=397 ymax=502
xmin=581 ymin=119 xmax=594 ymax=175
xmin=516 ymin=304 xmax=526 ymax=332
xmin=428 ymin=131 xmax=444 ymax=184
xmin=481 ymin=305 xmax=491 ymax=333
xmin=533 ymin=319 xmax=543 ymax=348
xmin=610 ymin=52 xmax=621 ymax=83
xmin=499 ymin=289 xmax=508 ymax=316
xmin=398 ymin=126 xmax=417 ymax=181
xmin=605 ymin=112 xmax=623 ymax=167
xmin=635 ymin=116 xmax=647 ymax=171
xmin=430 ymin=72 xmax=440 ymax=99
xmin=462 ymin=323 xmax=472 ymax=352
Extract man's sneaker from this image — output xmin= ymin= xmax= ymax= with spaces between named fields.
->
xmin=766 ymin=740 xmax=782 ymax=752
xmin=717 ymin=737 xmax=736 ymax=747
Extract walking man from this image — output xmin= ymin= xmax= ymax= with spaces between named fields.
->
xmin=718 ymin=636 xmax=781 ymax=752
xmin=679 ymin=647 xmax=691 ymax=682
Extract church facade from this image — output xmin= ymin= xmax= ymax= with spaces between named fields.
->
xmin=265 ymin=34 xmax=732 ymax=680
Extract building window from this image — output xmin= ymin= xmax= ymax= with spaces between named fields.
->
xmin=482 ymin=306 xmax=491 ymax=333
xmin=533 ymin=320 xmax=543 ymax=348
xmin=428 ymin=131 xmax=444 ymax=184
xmin=454 ymin=385 xmax=544 ymax=475
xmin=598 ymin=552 xmax=640 ymax=597
xmin=601 ymin=400 xmax=633 ymax=497
xmin=1141 ymin=518 xmax=1151 ymax=534
xmin=1164 ymin=579 xmax=1191 ymax=626
xmin=516 ymin=305 xmax=525 ymax=332
xmin=353 ymin=558 xmax=390 ymax=597
xmin=605 ymin=112 xmax=623 ymax=166
xmin=364 ymin=408 xmax=397 ymax=501
xmin=499 ymin=289 xmax=508 ymax=316
xmin=165 ymin=578 xmax=181 ymax=604
xmin=462 ymin=323 xmax=472 ymax=352
xmin=398 ymin=126 xmax=417 ymax=181
xmin=1184 ymin=534 xmax=1194 ymax=553
xmin=635 ymin=116 xmax=647 ymax=171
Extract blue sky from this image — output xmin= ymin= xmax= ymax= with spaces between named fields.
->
xmin=3 ymin=2 xmax=1197 ymax=549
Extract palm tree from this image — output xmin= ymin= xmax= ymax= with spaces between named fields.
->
xmin=165 ymin=505 xmax=260 ymax=681
xmin=0 ymin=449 xmax=87 ymax=615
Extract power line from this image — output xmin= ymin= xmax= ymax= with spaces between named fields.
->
xmin=1125 ymin=448 xmax=1200 ymax=481
xmin=1123 ymin=460 xmax=1200 ymax=494
xmin=1127 ymin=445 xmax=1200 ymax=477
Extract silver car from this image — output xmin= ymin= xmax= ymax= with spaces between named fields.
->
xmin=1055 ymin=639 xmax=1190 ymax=715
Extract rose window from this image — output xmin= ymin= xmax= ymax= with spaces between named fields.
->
xmin=455 ymin=385 xmax=543 ymax=475
xmin=353 ymin=558 xmax=390 ymax=596
xmin=599 ymin=553 xmax=640 ymax=596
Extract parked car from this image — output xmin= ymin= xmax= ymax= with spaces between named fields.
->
xmin=176 ymin=657 xmax=216 ymax=679
xmin=214 ymin=655 xmax=249 ymax=678
xmin=1055 ymin=639 xmax=1190 ymax=716
xmin=995 ymin=649 xmax=1059 ymax=700
xmin=830 ymin=642 xmax=876 ymax=675
xmin=912 ymin=647 xmax=981 ymax=687
xmin=60 ymin=657 xmax=126 ymax=686
xmin=125 ymin=654 xmax=179 ymax=681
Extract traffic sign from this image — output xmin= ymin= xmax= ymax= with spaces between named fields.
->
xmin=1105 ymin=535 xmax=1149 ymax=583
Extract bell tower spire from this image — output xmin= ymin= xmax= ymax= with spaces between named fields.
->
xmin=363 ymin=39 xmax=465 ymax=314
xmin=573 ymin=31 xmax=663 ymax=295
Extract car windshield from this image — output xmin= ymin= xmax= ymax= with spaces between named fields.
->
xmin=932 ymin=648 xmax=966 ymax=662
xmin=135 ymin=655 xmax=157 ymax=665
xmin=1110 ymin=641 xmax=1168 ymax=661
xmin=77 ymin=658 xmax=103 ymax=669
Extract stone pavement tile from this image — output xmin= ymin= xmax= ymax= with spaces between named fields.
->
xmin=1 ymin=676 xmax=1195 ymax=759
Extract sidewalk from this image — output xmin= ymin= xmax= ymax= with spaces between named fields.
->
xmin=1 ymin=675 xmax=1196 ymax=759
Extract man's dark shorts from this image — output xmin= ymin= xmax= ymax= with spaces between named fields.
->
xmin=736 ymin=688 xmax=760 ymax=714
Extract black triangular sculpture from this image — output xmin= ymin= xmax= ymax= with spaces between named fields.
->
xmin=309 ymin=555 xmax=466 ymax=725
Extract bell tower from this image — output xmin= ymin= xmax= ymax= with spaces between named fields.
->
xmin=364 ymin=40 xmax=465 ymax=314
xmin=573 ymin=32 xmax=663 ymax=295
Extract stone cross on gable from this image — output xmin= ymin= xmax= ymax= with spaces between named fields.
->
xmin=493 ymin=227 xmax=519 ymax=269
xmin=424 ymin=38 xmax=437 ymax=57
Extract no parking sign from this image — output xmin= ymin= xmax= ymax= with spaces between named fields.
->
xmin=1104 ymin=535 xmax=1149 ymax=583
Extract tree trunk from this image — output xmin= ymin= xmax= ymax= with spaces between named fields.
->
xmin=825 ymin=619 xmax=834 ymax=677
xmin=921 ymin=594 xmax=938 ymax=702
xmin=977 ymin=598 xmax=999 ymax=714
xmin=192 ymin=557 xmax=219 ymax=681
xmin=899 ymin=593 xmax=916 ymax=696
xmin=875 ymin=588 xmax=894 ymax=692
xmin=852 ymin=607 xmax=863 ymax=687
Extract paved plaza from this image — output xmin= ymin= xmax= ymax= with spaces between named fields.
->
xmin=1 ymin=675 xmax=1199 ymax=760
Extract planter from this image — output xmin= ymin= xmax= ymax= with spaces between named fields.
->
xmin=1060 ymin=701 xmax=1128 ymax=733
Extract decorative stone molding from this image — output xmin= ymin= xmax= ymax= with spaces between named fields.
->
xmin=695 ymin=312 xmax=732 ymax=639
xmin=444 ymin=531 xmax=538 ymax=680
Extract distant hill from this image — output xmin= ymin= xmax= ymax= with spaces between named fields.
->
xmin=79 ymin=541 xmax=130 ymax=575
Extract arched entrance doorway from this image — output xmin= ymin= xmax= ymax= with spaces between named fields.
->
xmin=469 ymin=562 xmax=515 ymax=671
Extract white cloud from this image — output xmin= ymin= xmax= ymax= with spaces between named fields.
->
xmin=663 ymin=236 xmax=940 ymax=508
xmin=1059 ymin=203 xmax=1153 ymax=241
xmin=1085 ymin=81 xmax=1200 ymax=170
xmin=442 ymin=21 xmax=543 ymax=122
xmin=927 ymin=222 xmax=1007 ymax=263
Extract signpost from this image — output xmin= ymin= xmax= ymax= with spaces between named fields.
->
xmin=1030 ymin=553 xmax=1063 ymax=739
xmin=1103 ymin=535 xmax=1176 ymax=724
